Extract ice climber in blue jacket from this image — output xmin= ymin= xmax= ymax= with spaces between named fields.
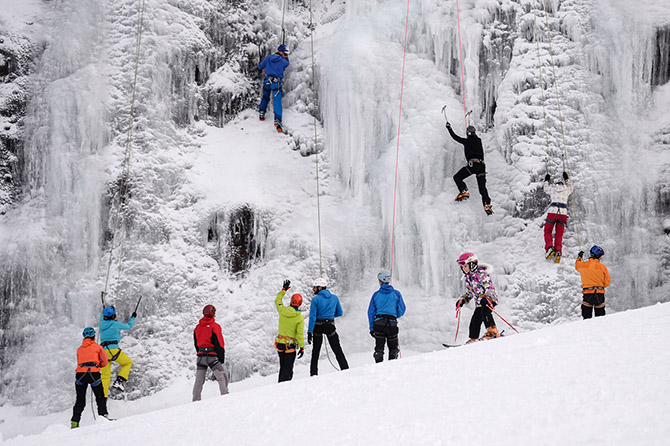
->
xmin=307 ymin=277 xmax=349 ymax=376
xmin=99 ymin=306 xmax=136 ymax=397
xmin=367 ymin=271 xmax=406 ymax=363
xmin=258 ymin=44 xmax=290 ymax=133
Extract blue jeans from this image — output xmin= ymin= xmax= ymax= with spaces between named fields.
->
xmin=259 ymin=78 xmax=283 ymax=121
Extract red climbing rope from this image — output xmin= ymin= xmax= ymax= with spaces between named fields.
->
xmin=389 ymin=0 xmax=411 ymax=281
xmin=455 ymin=0 xmax=469 ymax=129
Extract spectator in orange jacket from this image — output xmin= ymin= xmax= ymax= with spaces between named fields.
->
xmin=575 ymin=245 xmax=610 ymax=319
xmin=71 ymin=327 xmax=109 ymax=428
xmin=192 ymin=304 xmax=229 ymax=401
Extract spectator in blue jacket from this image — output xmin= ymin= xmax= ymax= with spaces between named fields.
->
xmin=368 ymin=271 xmax=406 ymax=363
xmin=258 ymin=44 xmax=290 ymax=132
xmin=307 ymin=277 xmax=349 ymax=376
xmin=99 ymin=306 xmax=136 ymax=397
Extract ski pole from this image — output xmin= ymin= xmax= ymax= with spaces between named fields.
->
xmin=454 ymin=304 xmax=462 ymax=342
xmin=487 ymin=304 xmax=519 ymax=333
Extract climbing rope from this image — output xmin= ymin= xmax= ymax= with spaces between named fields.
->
xmin=309 ymin=0 xmax=324 ymax=276
xmin=531 ymin=0 xmax=582 ymax=248
xmin=454 ymin=0 xmax=469 ymax=129
xmin=389 ymin=0 xmax=411 ymax=280
xmin=531 ymin=4 xmax=554 ymax=177
xmin=103 ymin=0 xmax=147 ymax=300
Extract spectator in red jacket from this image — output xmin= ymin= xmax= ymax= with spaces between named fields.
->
xmin=192 ymin=304 xmax=229 ymax=401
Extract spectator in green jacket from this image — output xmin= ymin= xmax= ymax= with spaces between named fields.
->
xmin=274 ymin=279 xmax=305 ymax=382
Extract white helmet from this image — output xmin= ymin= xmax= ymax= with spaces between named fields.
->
xmin=313 ymin=277 xmax=328 ymax=288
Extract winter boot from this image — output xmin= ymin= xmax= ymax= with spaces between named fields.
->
xmin=274 ymin=119 xmax=283 ymax=133
xmin=482 ymin=325 xmax=500 ymax=340
xmin=545 ymin=247 xmax=556 ymax=260
xmin=455 ymin=190 xmax=470 ymax=202
xmin=483 ymin=203 xmax=494 ymax=215
xmin=554 ymin=250 xmax=562 ymax=263
xmin=112 ymin=377 xmax=126 ymax=391
xmin=71 ymin=421 xmax=79 ymax=429
xmin=259 ymin=110 xmax=265 ymax=121
xmin=465 ymin=338 xmax=479 ymax=345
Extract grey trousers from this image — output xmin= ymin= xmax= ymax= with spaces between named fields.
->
xmin=192 ymin=356 xmax=229 ymax=401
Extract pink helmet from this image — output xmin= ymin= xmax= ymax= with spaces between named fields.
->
xmin=457 ymin=252 xmax=478 ymax=266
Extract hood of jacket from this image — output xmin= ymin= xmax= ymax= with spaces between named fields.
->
xmin=378 ymin=284 xmax=395 ymax=294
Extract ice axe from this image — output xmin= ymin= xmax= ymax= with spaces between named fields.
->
xmin=441 ymin=105 xmax=449 ymax=123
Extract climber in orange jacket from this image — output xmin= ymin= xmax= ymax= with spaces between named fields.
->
xmin=575 ymin=245 xmax=610 ymax=319
xmin=71 ymin=327 xmax=109 ymax=428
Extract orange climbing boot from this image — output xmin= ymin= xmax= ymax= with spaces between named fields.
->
xmin=484 ymin=203 xmax=494 ymax=215
xmin=455 ymin=190 xmax=470 ymax=202
xmin=465 ymin=338 xmax=479 ymax=345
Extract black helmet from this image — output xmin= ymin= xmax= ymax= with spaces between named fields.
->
xmin=466 ymin=125 xmax=476 ymax=136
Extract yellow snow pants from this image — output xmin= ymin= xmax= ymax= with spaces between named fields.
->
xmin=101 ymin=348 xmax=133 ymax=398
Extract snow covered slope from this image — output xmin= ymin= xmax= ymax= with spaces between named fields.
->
xmin=4 ymin=302 xmax=670 ymax=445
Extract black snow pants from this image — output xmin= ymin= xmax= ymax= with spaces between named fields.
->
xmin=310 ymin=320 xmax=349 ymax=376
xmin=469 ymin=304 xmax=496 ymax=339
xmin=454 ymin=162 xmax=491 ymax=205
xmin=278 ymin=350 xmax=297 ymax=382
xmin=372 ymin=316 xmax=400 ymax=363
xmin=72 ymin=371 xmax=108 ymax=422
xmin=582 ymin=292 xmax=606 ymax=319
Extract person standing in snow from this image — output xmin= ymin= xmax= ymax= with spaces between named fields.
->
xmin=274 ymin=280 xmax=305 ymax=382
xmin=367 ymin=271 xmax=406 ymax=363
xmin=445 ymin=122 xmax=493 ymax=215
xmin=99 ymin=305 xmax=135 ymax=397
xmin=543 ymin=171 xmax=573 ymax=263
xmin=575 ymin=245 xmax=610 ymax=319
xmin=71 ymin=327 xmax=110 ymax=429
xmin=454 ymin=252 xmax=500 ymax=344
xmin=192 ymin=304 xmax=229 ymax=401
xmin=258 ymin=44 xmax=290 ymax=133
xmin=308 ymin=277 xmax=349 ymax=376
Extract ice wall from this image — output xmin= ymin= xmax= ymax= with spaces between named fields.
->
xmin=0 ymin=0 xmax=109 ymax=409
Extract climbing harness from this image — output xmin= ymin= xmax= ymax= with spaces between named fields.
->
xmin=274 ymin=335 xmax=298 ymax=353
xmin=389 ymin=0 xmax=411 ymax=280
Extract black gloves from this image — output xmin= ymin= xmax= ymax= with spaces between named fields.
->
xmin=219 ymin=349 xmax=225 ymax=364
xmin=307 ymin=333 xmax=312 ymax=344
xmin=563 ymin=171 xmax=569 ymax=180
xmin=445 ymin=122 xmax=452 ymax=129
xmin=131 ymin=312 xmax=137 ymax=318
xmin=282 ymin=279 xmax=291 ymax=290
xmin=544 ymin=173 xmax=551 ymax=182
xmin=297 ymin=348 xmax=304 ymax=359
xmin=369 ymin=330 xmax=375 ymax=338
xmin=578 ymin=251 xmax=584 ymax=259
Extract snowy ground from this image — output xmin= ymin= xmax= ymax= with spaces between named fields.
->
xmin=3 ymin=302 xmax=669 ymax=445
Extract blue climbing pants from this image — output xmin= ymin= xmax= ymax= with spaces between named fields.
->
xmin=259 ymin=77 xmax=283 ymax=122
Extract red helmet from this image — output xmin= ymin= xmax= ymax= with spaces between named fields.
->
xmin=203 ymin=304 xmax=216 ymax=317
xmin=290 ymin=293 xmax=303 ymax=307
xmin=457 ymin=252 xmax=478 ymax=266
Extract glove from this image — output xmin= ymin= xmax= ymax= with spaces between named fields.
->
xmin=445 ymin=121 xmax=451 ymax=129
xmin=563 ymin=171 xmax=569 ymax=181
xmin=282 ymin=279 xmax=291 ymax=290
xmin=219 ymin=349 xmax=225 ymax=364
xmin=578 ymin=251 xmax=584 ymax=259
xmin=307 ymin=333 xmax=312 ymax=345
xmin=369 ymin=330 xmax=375 ymax=338
xmin=131 ymin=312 xmax=137 ymax=318
xmin=297 ymin=348 xmax=304 ymax=359
xmin=544 ymin=173 xmax=551 ymax=182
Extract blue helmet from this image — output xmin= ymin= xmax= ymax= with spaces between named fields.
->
xmin=103 ymin=306 xmax=116 ymax=317
xmin=590 ymin=245 xmax=604 ymax=258
xmin=377 ymin=271 xmax=391 ymax=284
xmin=277 ymin=44 xmax=289 ymax=54
xmin=82 ymin=327 xmax=96 ymax=338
